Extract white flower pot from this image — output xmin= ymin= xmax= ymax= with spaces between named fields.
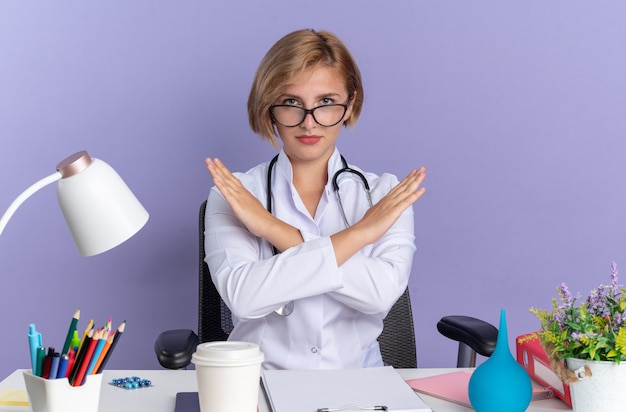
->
xmin=566 ymin=358 xmax=626 ymax=412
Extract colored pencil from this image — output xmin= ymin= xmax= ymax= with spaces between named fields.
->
xmin=95 ymin=321 xmax=125 ymax=374
xmin=61 ymin=309 xmax=80 ymax=355
xmin=68 ymin=328 xmax=93 ymax=385
xmin=91 ymin=333 xmax=114 ymax=374
xmin=72 ymin=328 xmax=100 ymax=386
xmin=86 ymin=330 xmax=107 ymax=375
xmin=77 ymin=319 xmax=93 ymax=354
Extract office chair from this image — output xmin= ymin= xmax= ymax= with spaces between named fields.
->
xmin=155 ymin=201 xmax=497 ymax=369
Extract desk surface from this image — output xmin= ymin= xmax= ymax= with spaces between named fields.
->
xmin=0 ymin=368 xmax=571 ymax=412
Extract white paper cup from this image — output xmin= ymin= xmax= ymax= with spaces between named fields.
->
xmin=191 ymin=341 xmax=264 ymax=412
xmin=22 ymin=370 xmax=102 ymax=412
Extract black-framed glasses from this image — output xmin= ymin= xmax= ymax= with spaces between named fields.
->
xmin=270 ymin=101 xmax=350 ymax=128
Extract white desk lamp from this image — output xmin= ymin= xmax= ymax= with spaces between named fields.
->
xmin=0 ymin=150 xmax=149 ymax=256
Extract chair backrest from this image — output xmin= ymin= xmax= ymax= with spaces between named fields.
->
xmin=197 ymin=200 xmax=417 ymax=368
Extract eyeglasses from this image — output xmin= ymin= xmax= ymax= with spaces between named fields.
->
xmin=270 ymin=101 xmax=350 ymax=128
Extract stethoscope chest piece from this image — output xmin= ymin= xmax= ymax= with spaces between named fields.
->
xmin=274 ymin=301 xmax=294 ymax=316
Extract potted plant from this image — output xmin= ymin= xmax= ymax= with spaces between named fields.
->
xmin=530 ymin=262 xmax=626 ymax=412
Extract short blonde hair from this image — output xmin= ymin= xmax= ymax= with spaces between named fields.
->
xmin=248 ymin=29 xmax=364 ymax=147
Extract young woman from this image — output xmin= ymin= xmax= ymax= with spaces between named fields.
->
xmin=204 ymin=29 xmax=426 ymax=370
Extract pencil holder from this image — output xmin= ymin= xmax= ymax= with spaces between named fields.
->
xmin=22 ymin=370 xmax=102 ymax=412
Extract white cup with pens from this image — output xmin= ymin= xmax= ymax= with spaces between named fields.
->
xmin=24 ymin=312 xmax=125 ymax=412
xmin=191 ymin=341 xmax=264 ymax=412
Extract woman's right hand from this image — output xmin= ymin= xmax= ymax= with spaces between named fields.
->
xmin=205 ymin=157 xmax=303 ymax=251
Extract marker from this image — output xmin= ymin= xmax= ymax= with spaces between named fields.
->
xmin=28 ymin=324 xmax=42 ymax=374
xmin=35 ymin=346 xmax=45 ymax=377
xmin=42 ymin=347 xmax=55 ymax=379
xmin=49 ymin=352 xmax=60 ymax=380
xmin=56 ymin=354 xmax=69 ymax=379
xmin=70 ymin=330 xmax=81 ymax=353
xmin=66 ymin=351 xmax=76 ymax=378
xmin=61 ymin=309 xmax=80 ymax=355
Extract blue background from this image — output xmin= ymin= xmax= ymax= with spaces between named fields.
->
xmin=1 ymin=1 xmax=626 ymax=378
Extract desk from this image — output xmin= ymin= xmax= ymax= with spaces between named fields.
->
xmin=0 ymin=369 xmax=571 ymax=412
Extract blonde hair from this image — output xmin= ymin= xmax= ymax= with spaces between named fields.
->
xmin=248 ymin=29 xmax=364 ymax=147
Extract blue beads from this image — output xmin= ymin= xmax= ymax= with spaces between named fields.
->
xmin=110 ymin=376 xmax=152 ymax=390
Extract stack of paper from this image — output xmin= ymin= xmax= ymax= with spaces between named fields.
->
xmin=0 ymin=388 xmax=29 ymax=407
xmin=262 ymin=366 xmax=432 ymax=412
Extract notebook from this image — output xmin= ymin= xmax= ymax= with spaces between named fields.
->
xmin=262 ymin=366 xmax=432 ymax=412
xmin=406 ymin=370 xmax=553 ymax=408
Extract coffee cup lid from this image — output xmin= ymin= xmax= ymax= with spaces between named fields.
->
xmin=191 ymin=341 xmax=264 ymax=366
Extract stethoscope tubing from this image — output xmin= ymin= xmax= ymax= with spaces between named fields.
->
xmin=265 ymin=153 xmax=373 ymax=316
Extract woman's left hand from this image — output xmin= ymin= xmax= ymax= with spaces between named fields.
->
xmin=330 ymin=166 xmax=426 ymax=266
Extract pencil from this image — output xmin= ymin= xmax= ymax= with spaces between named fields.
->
xmin=68 ymin=328 xmax=93 ymax=385
xmin=61 ymin=309 xmax=80 ymax=355
xmin=72 ymin=329 xmax=100 ymax=386
xmin=86 ymin=330 xmax=108 ymax=375
xmin=91 ymin=333 xmax=114 ymax=374
xmin=77 ymin=319 xmax=94 ymax=355
xmin=95 ymin=321 xmax=125 ymax=374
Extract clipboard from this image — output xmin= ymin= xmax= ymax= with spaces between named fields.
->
xmin=261 ymin=366 xmax=432 ymax=412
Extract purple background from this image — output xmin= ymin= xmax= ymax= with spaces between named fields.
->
xmin=1 ymin=1 xmax=626 ymax=378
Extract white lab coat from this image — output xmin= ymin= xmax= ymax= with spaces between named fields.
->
xmin=204 ymin=148 xmax=416 ymax=370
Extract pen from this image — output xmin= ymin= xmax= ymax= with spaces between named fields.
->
xmin=49 ymin=352 xmax=60 ymax=379
xmin=56 ymin=354 xmax=69 ymax=379
xmin=66 ymin=350 xmax=76 ymax=378
xmin=35 ymin=346 xmax=45 ymax=377
xmin=317 ymin=407 xmax=388 ymax=412
xmin=61 ymin=309 xmax=80 ymax=355
xmin=27 ymin=324 xmax=42 ymax=374
xmin=42 ymin=347 xmax=55 ymax=379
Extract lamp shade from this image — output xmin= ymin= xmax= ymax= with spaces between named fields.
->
xmin=55 ymin=151 xmax=149 ymax=256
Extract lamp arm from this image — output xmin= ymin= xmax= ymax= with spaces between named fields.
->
xmin=0 ymin=171 xmax=62 ymax=237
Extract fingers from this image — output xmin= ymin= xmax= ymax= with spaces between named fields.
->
xmin=205 ymin=157 xmax=230 ymax=181
xmin=205 ymin=158 xmax=245 ymax=202
xmin=386 ymin=167 xmax=426 ymax=204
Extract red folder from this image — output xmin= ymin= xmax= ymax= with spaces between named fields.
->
xmin=515 ymin=332 xmax=572 ymax=407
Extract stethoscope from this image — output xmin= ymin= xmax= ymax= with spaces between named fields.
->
xmin=266 ymin=153 xmax=373 ymax=316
